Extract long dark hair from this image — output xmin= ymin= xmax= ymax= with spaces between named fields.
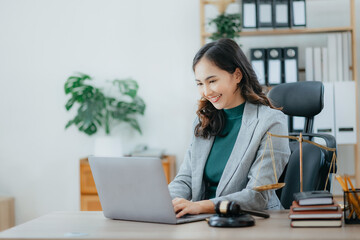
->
xmin=193 ymin=38 xmax=277 ymax=139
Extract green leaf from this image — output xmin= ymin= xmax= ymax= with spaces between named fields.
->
xmin=83 ymin=123 xmax=97 ymax=136
xmin=65 ymin=98 xmax=76 ymax=111
xmin=113 ymin=78 xmax=139 ymax=98
xmin=65 ymin=120 xmax=74 ymax=129
xmin=208 ymin=13 xmax=242 ymax=41
xmin=125 ymin=117 xmax=142 ymax=134
xmin=64 ymin=73 xmax=93 ymax=95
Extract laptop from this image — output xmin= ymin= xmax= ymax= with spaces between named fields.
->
xmin=88 ymin=156 xmax=213 ymax=224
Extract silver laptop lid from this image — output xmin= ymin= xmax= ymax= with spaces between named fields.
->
xmin=89 ymin=156 xmax=177 ymax=224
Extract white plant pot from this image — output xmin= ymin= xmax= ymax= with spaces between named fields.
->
xmin=93 ymin=136 xmax=123 ymax=157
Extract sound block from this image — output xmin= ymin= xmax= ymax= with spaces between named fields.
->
xmin=208 ymin=214 xmax=255 ymax=228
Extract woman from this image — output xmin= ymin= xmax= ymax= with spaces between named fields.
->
xmin=168 ymin=38 xmax=290 ymax=218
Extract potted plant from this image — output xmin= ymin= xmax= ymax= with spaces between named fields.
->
xmin=208 ymin=13 xmax=242 ymax=41
xmin=64 ymin=73 xmax=146 ymax=156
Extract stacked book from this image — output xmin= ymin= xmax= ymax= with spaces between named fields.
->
xmin=289 ymin=191 xmax=342 ymax=228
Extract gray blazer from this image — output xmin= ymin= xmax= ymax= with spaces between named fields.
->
xmin=168 ymin=102 xmax=290 ymax=210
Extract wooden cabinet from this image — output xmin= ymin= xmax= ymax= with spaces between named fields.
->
xmin=0 ymin=196 xmax=15 ymax=231
xmin=80 ymin=155 xmax=176 ymax=211
xmin=80 ymin=195 xmax=101 ymax=211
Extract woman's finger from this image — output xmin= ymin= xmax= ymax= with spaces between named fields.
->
xmin=173 ymin=203 xmax=186 ymax=213
xmin=172 ymin=198 xmax=185 ymax=205
xmin=176 ymin=207 xmax=189 ymax=218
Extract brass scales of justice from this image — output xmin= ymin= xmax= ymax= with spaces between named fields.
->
xmin=252 ymin=132 xmax=337 ymax=192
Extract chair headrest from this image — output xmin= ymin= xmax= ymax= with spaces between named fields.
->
xmin=268 ymin=82 xmax=324 ymax=117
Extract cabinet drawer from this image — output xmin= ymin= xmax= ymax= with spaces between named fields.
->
xmin=80 ymin=159 xmax=97 ymax=194
xmin=162 ymin=155 xmax=176 ymax=184
xmin=0 ymin=196 xmax=15 ymax=231
xmin=80 ymin=195 xmax=102 ymax=211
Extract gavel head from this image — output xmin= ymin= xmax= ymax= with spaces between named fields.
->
xmin=215 ymin=201 xmax=241 ymax=217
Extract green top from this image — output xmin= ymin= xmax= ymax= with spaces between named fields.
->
xmin=203 ymin=103 xmax=245 ymax=199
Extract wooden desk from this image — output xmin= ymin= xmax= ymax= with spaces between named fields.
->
xmin=0 ymin=211 xmax=359 ymax=240
xmin=80 ymin=155 xmax=176 ymax=211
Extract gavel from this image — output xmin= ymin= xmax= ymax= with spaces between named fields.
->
xmin=215 ymin=200 xmax=270 ymax=218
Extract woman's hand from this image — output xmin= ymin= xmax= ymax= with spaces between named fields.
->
xmin=172 ymin=198 xmax=215 ymax=218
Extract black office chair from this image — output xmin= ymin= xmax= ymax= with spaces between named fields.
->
xmin=268 ymin=81 xmax=337 ymax=209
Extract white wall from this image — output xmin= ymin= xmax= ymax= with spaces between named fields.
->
xmin=0 ymin=0 xmax=200 ymax=225
xmin=0 ymin=0 xmax=359 ymax=225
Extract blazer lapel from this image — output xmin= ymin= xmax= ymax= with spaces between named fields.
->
xmin=216 ymin=102 xmax=259 ymax=196
xmin=191 ymin=135 xmax=214 ymax=201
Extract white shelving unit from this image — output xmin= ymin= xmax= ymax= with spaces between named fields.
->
xmin=199 ymin=0 xmax=359 ymax=187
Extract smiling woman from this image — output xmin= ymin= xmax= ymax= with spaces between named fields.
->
xmin=193 ymin=39 xmax=277 ymax=139
xmin=195 ymin=57 xmax=244 ymax=110
xmin=168 ymin=38 xmax=291 ymax=218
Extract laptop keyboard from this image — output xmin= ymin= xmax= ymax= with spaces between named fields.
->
xmin=176 ymin=214 xmax=213 ymax=224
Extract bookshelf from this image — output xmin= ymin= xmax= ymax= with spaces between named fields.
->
xmin=199 ymin=0 xmax=359 ymax=187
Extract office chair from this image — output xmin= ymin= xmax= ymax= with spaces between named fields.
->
xmin=268 ymin=81 xmax=337 ymax=209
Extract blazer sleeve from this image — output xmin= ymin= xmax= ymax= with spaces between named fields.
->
xmin=209 ymin=110 xmax=290 ymax=210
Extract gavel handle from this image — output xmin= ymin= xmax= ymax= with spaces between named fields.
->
xmin=240 ymin=209 xmax=270 ymax=218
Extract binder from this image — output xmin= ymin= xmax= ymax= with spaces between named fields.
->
xmin=290 ymin=0 xmax=306 ymax=27
xmin=305 ymin=47 xmax=314 ymax=81
xmin=250 ymin=48 xmax=267 ymax=85
xmin=327 ymin=34 xmax=337 ymax=83
xmin=314 ymin=82 xmax=335 ymax=137
xmin=334 ymin=81 xmax=357 ymax=144
xmin=257 ymin=0 xmax=273 ymax=28
xmin=267 ymin=48 xmax=283 ymax=85
xmin=322 ymin=48 xmax=329 ymax=82
xmin=283 ymin=47 xmax=298 ymax=83
xmin=313 ymin=47 xmax=322 ymax=82
xmin=273 ymin=0 xmax=290 ymax=28
xmin=336 ymin=33 xmax=343 ymax=82
xmin=342 ymin=32 xmax=350 ymax=81
xmin=242 ymin=0 xmax=257 ymax=28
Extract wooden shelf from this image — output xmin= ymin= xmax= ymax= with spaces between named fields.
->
xmin=203 ymin=0 xmax=235 ymax=4
xmin=202 ymin=26 xmax=353 ymax=38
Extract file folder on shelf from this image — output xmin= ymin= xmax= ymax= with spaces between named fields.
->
xmin=322 ymin=48 xmax=329 ymax=82
xmin=283 ymin=47 xmax=298 ymax=83
xmin=336 ymin=33 xmax=343 ymax=82
xmin=327 ymin=34 xmax=337 ymax=83
xmin=267 ymin=48 xmax=283 ymax=85
xmin=342 ymin=32 xmax=351 ymax=82
xmin=314 ymin=82 xmax=335 ymax=137
xmin=334 ymin=81 xmax=357 ymax=144
xmin=273 ymin=0 xmax=290 ymax=28
xmin=313 ymin=47 xmax=322 ymax=82
xmin=250 ymin=48 xmax=267 ymax=85
xmin=290 ymin=0 xmax=306 ymax=27
xmin=305 ymin=47 xmax=314 ymax=81
xmin=257 ymin=0 xmax=273 ymax=28
xmin=242 ymin=0 xmax=257 ymax=28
